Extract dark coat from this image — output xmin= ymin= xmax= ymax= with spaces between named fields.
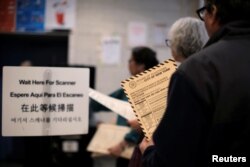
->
xmin=142 ymin=21 xmax=250 ymax=167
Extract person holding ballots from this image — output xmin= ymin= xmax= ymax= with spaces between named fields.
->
xmin=90 ymin=46 xmax=159 ymax=167
xmin=140 ymin=0 xmax=250 ymax=166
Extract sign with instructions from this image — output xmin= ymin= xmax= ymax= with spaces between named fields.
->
xmin=2 ymin=67 xmax=89 ymax=136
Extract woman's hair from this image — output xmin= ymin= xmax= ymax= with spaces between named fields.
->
xmin=205 ymin=0 xmax=250 ymax=25
xmin=168 ymin=17 xmax=208 ymax=59
xmin=132 ymin=46 xmax=159 ymax=70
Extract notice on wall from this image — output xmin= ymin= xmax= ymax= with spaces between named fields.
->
xmin=100 ymin=36 xmax=122 ymax=65
xmin=45 ymin=0 xmax=76 ymax=30
xmin=0 ymin=0 xmax=16 ymax=32
xmin=16 ymin=0 xmax=45 ymax=32
xmin=2 ymin=67 xmax=89 ymax=136
xmin=152 ymin=23 xmax=169 ymax=47
xmin=128 ymin=22 xmax=147 ymax=47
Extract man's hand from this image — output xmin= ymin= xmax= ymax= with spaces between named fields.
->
xmin=108 ymin=140 xmax=127 ymax=157
xmin=139 ymin=137 xmax=154 ymax=154
xmin=128 ymin=119 xmax=141 ymax=131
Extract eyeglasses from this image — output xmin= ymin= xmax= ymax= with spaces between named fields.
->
xmin=196 ymin=5 xmax=210 ymax=21
xmin=165 ymin=39 xmax=171 ymax=47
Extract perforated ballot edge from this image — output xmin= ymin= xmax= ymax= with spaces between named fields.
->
xmin=121 ymin=59 xmax=177 ymax=140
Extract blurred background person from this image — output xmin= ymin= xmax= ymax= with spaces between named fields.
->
xmin=89 ymin=46 xmax=159 ymax=167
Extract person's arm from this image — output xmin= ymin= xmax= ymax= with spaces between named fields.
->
xmin=108 ymin=128 xmax=142 ymax=157
xmin=108 ymin=140 xmax=128 ymax=157
xmin=128 ymin=119 xmax=142 ymax=132
xmin=141 ymin=71 xmax=210 ymax=167
xmin=124 ymin=129 xmax=141 ymax=144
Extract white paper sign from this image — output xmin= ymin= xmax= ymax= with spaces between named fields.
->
xmin=45 ymin=0 xmax=76 ymax=30
xmin=2 ymin=67 xmax=89 ymax=136
xmin=88 ymin=88 xmax=136 ymax=120
xmin=101 ymin=36 xmax=121 ymax=65
xmin=128 ymin=22 xmax=147 ymax=47
xmin=152 ymin=23 xmax=169 ymax=47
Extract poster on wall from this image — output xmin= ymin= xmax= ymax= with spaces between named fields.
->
xmin=0 ymin=0 xmax=16 ymax=32
xmin=128 ymin=22 xmax=147 ymax=47
xmin=16 ymin=0 xmax=45 ymax=32
xmin=152 ymin=23 xmax=169 ymax=47
xmin=45 ymin=0 xmax=76 ymax=30
xmin=2 ymin=67 xmax=89 ymax=136
xmin=100 ymin=36 xmax=122 ymax=65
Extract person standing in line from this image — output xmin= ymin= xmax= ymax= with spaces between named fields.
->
xmin=166 ymin=17 xmax=208 ymax=63
xmin=89 ymin=46 xmax=159 ymax=167
xmin=128 ymin=17 xmax=208 ymax=167
xmin=140 ymin=0 xmax=250 ymax=166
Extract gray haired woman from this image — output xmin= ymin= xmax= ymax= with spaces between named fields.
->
xmin=166 ymin=17 xmax=208 ymax=62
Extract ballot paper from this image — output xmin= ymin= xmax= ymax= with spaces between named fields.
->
xmin=87 ymin=123 xmax=135 ymax=159
xmin=121 ymin=59 xmax=177 ymax=140
xmin=88 ymin=88 xmax=136 ymax=120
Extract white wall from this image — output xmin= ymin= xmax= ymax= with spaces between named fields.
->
xmin=69 ymin=0 xmax=199 ymax=94
xmin=199 ymin=0 xmax=204 ymax=7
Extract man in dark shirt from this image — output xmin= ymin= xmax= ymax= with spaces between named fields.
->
xmin=140 ymin=0 xmax=250 ymax=166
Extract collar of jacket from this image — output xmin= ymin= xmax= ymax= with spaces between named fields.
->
xmin=204 ymin=20 xmax=250 ymax=48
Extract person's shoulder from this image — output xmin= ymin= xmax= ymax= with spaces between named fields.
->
xmin=181 ymin=36 xmax=238 ymax=75
xmin=177 ymin=44 xmax=221 ymax=92
xmin=110 ymin=88 xmax=125 ymax=97
xmin=176 ymin=47 xmax=220 ymax=105
xmin=179 ymin=49 xmax=209 ymax=73
xmin=111 ymin=88 xmax=124 ymax=94
xmin=179 ymin=41 xmax=223 ymax=72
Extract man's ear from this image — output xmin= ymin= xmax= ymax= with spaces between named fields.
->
xmin=209 ymin=5 xmax=220 ymax=28
xmin=210 ymin=5 xmax=219 ymax=25
xmin=210 ymin=4 xmax=222 ymax=34
xmin=205 ymin=4 xmax=221 ymax=36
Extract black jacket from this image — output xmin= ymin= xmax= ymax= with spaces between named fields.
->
xmin=142 ymin=21 xmax=250 ymax=167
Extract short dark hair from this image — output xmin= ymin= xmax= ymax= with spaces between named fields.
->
xmin=205 ymin=0 xmax=250 ymax=24
xmin=132 ymin=47 xmax=159 ymax=70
